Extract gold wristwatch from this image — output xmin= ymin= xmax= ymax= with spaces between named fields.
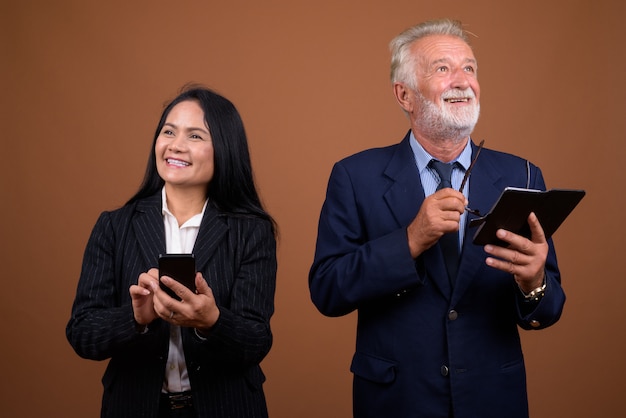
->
xmin=519 ymin=280 xmax=546 ymax=302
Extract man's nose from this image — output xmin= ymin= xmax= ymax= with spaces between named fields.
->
xmin=450 ymin=68 xmax=471 ymax=89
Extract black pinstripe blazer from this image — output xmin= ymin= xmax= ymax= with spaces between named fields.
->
xmin=67 ymin=192 xmax=277 ymax=418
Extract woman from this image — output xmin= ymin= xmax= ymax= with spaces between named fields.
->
xmin=67 ymin=86 xmax=277 ymax=418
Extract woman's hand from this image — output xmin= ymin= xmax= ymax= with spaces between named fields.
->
xmin=129 ymin=268 xmax=159 ymax=326
xmin=152 ymin=272 xmax=220 ymax=333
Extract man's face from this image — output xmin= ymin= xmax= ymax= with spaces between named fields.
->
xmin=407 ymin=35 xmax=481 ymax=140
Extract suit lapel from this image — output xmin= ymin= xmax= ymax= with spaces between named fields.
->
xmin=133 ymin=194 xmax=166 ymax=268
xmin=131 ymin=194 xmax=229 ymax=273
xmin=192 ymin=205 xmax=229 ymax=272
xmin=382 ymin=133 xmax=424 ymax=227
xmin=383 ymin=133 xmax=452 ymax=298
xmin=453 ymin=147 xmax=507 ymax=302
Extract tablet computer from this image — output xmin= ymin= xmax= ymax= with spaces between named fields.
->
xmin=471 ymin=187 xmax=586 ymax=246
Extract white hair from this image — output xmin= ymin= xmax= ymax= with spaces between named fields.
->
xmin=390 ymin=19 xmax=472 ymax=89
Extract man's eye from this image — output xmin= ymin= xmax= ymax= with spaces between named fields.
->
xmin=437 ymin=66 xmax=448 ymax=72
xmin=464 ymin=66 xmax=475 ymax=73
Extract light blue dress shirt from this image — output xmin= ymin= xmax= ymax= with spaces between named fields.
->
xmin=408 ymin=131 xmax=473 ymax=246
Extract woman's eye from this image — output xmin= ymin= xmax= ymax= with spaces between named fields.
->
xmin=189 ymin=134 xmax=203 ymax=140
xmin=162 ymin=129 xmax=174 ymax=136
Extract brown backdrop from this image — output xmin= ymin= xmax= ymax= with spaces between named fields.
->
xmin=2 ymin=1 xmax=625 ymax=416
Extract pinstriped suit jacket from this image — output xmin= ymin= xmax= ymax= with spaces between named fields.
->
xmin=67 ymin=192 xmax=277 ymax=418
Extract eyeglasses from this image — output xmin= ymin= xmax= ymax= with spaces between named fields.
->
xmin=459 ymin=139 xmax=484 ymax=217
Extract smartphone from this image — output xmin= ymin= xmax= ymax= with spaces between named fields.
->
xmin=158 ymin=254 xmax=196 ymax=300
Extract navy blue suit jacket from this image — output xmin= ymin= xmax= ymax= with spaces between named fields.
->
xmin=309 ymin=133 xmax=565 ymax=418
xmin=67 ymin=192 xmax=277 ymax=418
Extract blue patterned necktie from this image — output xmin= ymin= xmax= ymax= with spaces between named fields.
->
xmin=429 ymin=159 xmax=460 ymax=283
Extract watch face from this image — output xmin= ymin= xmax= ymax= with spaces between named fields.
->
xmin=521 ymin=282 xmax=546 ymax=302
xmin=528 ymin=287 xmax=545 ymax=301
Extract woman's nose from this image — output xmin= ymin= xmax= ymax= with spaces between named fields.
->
xmin=168 ymin=135 xmax=185 ymax=151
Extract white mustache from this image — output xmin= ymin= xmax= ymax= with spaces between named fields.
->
xmin=441 ymin=88 xmax=476 ymax=100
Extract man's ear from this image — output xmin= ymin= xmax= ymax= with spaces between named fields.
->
xmin=393 ymin=82 xmax=413 ymax=113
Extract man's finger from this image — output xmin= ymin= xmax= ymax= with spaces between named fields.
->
xmin=528 ymin=212 xmax=547 ymax=243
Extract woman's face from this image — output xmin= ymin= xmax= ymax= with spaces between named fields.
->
xmin=155 ymin=100 xmax=214 ymax=193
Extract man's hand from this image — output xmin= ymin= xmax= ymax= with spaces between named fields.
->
xmin=407 ymin=188 xmax=467 ymax=258
xmin=484 ymin=212 xmax=548 ymax=292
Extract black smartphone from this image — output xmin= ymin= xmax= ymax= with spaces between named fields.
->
xmin=158 ymin=254 xmax=196 ymax=300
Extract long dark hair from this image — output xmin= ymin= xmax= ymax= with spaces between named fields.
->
xmin=127 ymin=85 xmax=275 ymax=231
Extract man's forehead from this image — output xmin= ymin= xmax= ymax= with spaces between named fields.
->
xmin=411 ymin=35 xmax=476 ymax=63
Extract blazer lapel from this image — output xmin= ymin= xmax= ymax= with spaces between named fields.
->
xmin=383 ymin=133 xmax=452 ymax=298
xmin=192 ymin=205 xmax=229 ymax=273
xmin=453 ymin=147 xmax=507 ymax=302
xmin=133 ymin=194 xmax=166 ymax=268
xmin=382 ymin=133 xmax=424 ymax=227
xmin=131 ymin=194 xmax=229 ymax=277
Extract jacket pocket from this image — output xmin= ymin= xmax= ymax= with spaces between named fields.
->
xmin=350 ymin=351 xmax=397 ymax=384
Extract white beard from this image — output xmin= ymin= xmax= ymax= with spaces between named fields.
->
xmin=415 ymin=88 xmax=480 ymax=142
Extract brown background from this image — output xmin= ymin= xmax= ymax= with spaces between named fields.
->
xmin=2 ymin=0 xmax=625 ymax=417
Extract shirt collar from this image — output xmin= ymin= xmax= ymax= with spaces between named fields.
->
xmin=409 ymin=131 xmax=473 ymax=173
xmin=161 ymin=187 xmax=208 ymax=228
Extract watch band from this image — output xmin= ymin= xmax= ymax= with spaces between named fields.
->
xmin=519 ymin=280 xmax=546 ymax=302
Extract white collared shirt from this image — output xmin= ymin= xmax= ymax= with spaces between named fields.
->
xmin=161 ymin=187 xmax=207 ymax=393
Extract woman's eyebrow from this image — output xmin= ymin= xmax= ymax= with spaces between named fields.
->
xmin=163 ymin=122 xmax=209 ymax=134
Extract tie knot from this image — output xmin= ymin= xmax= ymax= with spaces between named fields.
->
xmin=429 ymin=159 xmax=455 ymax=190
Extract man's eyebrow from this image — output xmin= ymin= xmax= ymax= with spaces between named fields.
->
xmin=431 ymin=57 xmax=477 ymax=66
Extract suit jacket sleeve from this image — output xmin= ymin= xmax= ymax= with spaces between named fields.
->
xmin=511 ymin=165 xmax=566 ymax=330
xmin=186 ymin=217 xmax=277 ymax=370
xmin=66 ymin=210 xmax=164 ymax=361
xmin=309 ymin=161 xmax=421 ymax=317
xmin=67 ymin=207 xmax=277 ymax=370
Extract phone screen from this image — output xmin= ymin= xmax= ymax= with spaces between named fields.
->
xmin=158 ymin=254 xmax=196 ymax=300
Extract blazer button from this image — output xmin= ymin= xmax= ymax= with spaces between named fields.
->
xmin=530 ymin=319 xmax=541 ymax=328
xmin=448 ymin=310 xmax=458 ymax=321
xmin=441 ymin=365 xmax=449 ymax=376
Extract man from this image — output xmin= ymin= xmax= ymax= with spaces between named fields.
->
xmin=309 ymin=19 xmax=565 ymax=418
